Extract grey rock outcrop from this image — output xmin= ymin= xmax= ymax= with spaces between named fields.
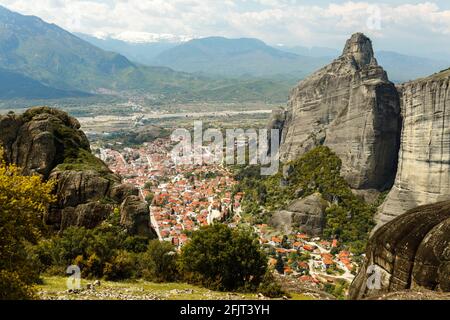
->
xmin=279 ymin=33 xmax=401 ymax=191
xmin=269 ymin=193 xmax=328 ymax=236
xmin=0 ymin=107 xmax=156 ymax=237
xmin=377 ymin=69 xmax=450 ymax=227
xmin=267 ymin=108 xmax=286 ymax=133
xmin=349 ymin=201 xmax=450 ymax=299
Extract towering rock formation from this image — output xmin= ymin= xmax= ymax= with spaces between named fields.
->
xmin=349 ymin=201 xmax=450 ymax=299
xmin=279 ymin=33 xmax=401 ymax=190
xmin=270 ymin=32 xmax=450 ymax=299
xmin=0 ymin=106 xmax=156 ymax=238
xmin=377 ymin=68 xmax=450 ymax=226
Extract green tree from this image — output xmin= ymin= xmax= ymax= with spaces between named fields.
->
xmin=144 ymin=181 xmax=154 ymax=190
xmin=145 ymin=192 xmax=155 ymax=205
xmin=179 ymin=224 xmax=267 ymax=292
xmin=138 ymin=240 xmax=179 ymax=282
xmin=258 ymin=272 xmax=285 ymax=298
xmin=275 ymin=254 xmax=285 ymax=274
xmin=103 ymin=250 xmax=136 ymax=280
xmin=33 ymin=220 xmax=151 ymax=279
xmin=0 ymin=149 xmax=56 ymax=299
xmin=281 ymin=235 xmax=290 ymax=249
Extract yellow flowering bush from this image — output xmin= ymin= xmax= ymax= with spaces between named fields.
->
xmin=0 ymin=148 xmax=56 ymax=299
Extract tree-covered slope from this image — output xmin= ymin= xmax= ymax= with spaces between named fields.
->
xmin=0 ymin=68 xmax=89 ymax=99
xmin=234 ymin=146 xmax=381 ymax=254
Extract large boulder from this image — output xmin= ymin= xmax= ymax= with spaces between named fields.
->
xmin=270 ymin=193 xmax=328 ymax=236
xmin=110 ymin=183 xmax=139 ymax=203
xmin=120 ymin=196 xmax=156 ymax=238
xmin=349 ymin=201 xmax=450 ymax=299
xmin=0 ymin=107 xmax=90 ymax=178
xmin=278 ymin=33 xmax=401 ymax=191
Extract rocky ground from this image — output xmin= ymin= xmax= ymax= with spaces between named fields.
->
xmin=366 ymin=289 xmax=450 ymax=300
xmin=275 ymin=274 xmax=336 ymax=300
xmin=37 ymin=276 xmax=313 ymax=301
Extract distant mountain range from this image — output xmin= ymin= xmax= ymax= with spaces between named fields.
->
xmin=81 ymin=34 xmax=450 ymax=83
xmin=76 ymin=34 xmax=330 ymax=79
xmin=278 ymin=45 xmax=340 ymax=58
xmin=75 ymin=33 xmax=178 ymax=66
xmin=0 ymin=4 xmax=448 ymax=103
xmin=375 ymin=51 xmax=450 ymax=83
xmin=150 ymin=37 xmax=329 ymax=78
xmin=77 ymin=35 xmax=331 ymax=79
xmin=0 ymin=6 xmax=136 ymax=94
xmin=0 ymin=5 xmax=293 ymax=103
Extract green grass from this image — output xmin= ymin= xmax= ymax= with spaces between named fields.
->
xmin=36 ymin=276 xmax=312 ymax=300
xmin=55 ymin=148 xmax=112 ymax=173
xmin=289 ymin=293 xmax=314 ymax=300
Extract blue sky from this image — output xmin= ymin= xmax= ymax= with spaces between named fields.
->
xmin=1 ymin=1 xmax=450 ymax=58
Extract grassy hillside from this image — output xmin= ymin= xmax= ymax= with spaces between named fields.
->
xmin=75 ymin=33 xmax=178 ymax=65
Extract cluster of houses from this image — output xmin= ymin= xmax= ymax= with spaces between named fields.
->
xmin=148 ymin=167 xmax=243 ymax=247
xmin=97 ymin=138 xmax=356 ymax=287
xmin=99 ymin=139 xmax=174 ymax=188
xmin=254 ymin=224 xmax=356 ymax=286
xmin=97 ymin=139 xmax=243 ymax=248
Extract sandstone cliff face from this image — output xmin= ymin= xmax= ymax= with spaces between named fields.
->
xmin=279 ymin=33 xmax=401 ymax=191
xmin=0 ymin=107 xmax=155 ymax=237
xmin=349 ymin=201 xmax=450 ymax=299
xmin=377 ymin=69 xmax=450 ymax=226
xmin=0 ymin=107 xmax=90 ymax=178
xmin=45 ymin=169 xmax=120 ymax=228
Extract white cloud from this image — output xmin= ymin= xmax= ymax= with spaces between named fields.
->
xmin=113 ymin=31 xmax=193 ymax=43
xmin=1 ymin=0 xmax=450 ymax=56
